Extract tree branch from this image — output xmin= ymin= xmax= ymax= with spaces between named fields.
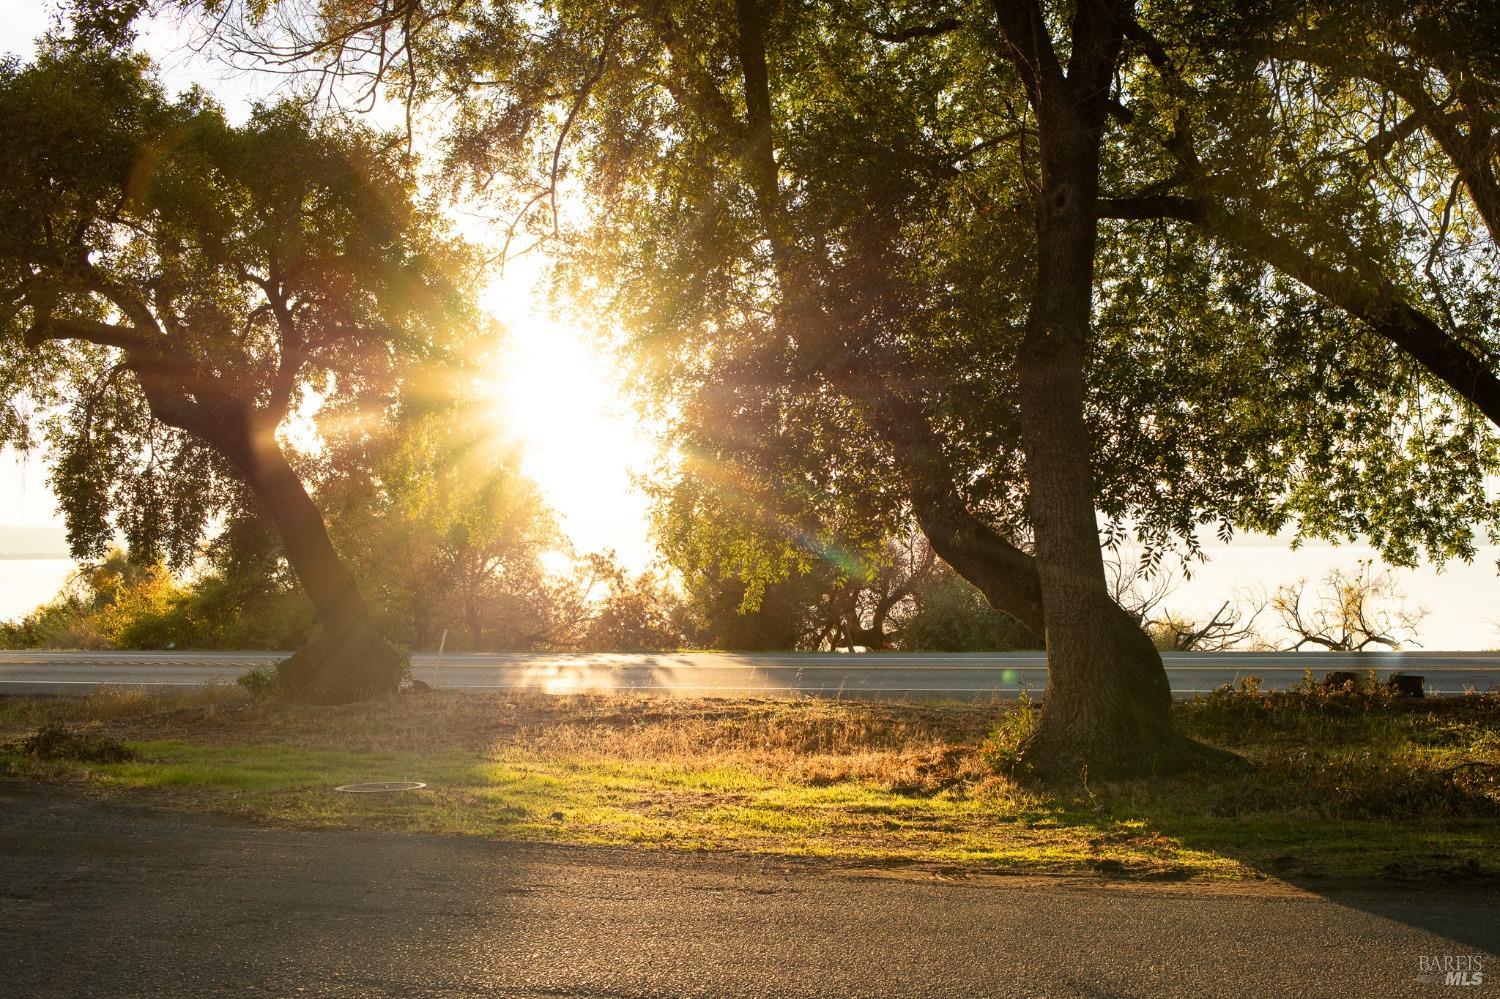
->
xmin=867 ymin=18 xmax=962 ymax=43
xmin=1101 ymin=189 xmax=1500 ymax=427
xmin=990 ymin=0 xmax=1066 ymax=112
xmin=23 ymin=316 xmax=151 ymax=353
xmin=1263 ymin=38 xmax=1500 ymax=245
xmin=1096 ymin=194 xmax=1201 ymax=221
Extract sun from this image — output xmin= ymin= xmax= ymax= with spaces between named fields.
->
xmin=478 ymin=268 xmax=656 ymax=571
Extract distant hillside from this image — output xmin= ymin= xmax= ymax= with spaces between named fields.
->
xmin=0 ymin=525 xmax=70 ymax=559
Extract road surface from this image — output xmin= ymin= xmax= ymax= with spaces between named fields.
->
xmin=1 ymin=649 xmax=1496 ymax=698
xmin=1 ymin=787 xmax=1494 ymax=997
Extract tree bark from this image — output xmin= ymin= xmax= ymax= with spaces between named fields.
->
xmin=1019 ymin=136 xmax=1186 ymax=775
xmin=216 ymin=415 xmax=405 ymax=702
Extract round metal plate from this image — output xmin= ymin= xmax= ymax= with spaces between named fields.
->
xmin=334 ymin=781 xmax=427 ymax=793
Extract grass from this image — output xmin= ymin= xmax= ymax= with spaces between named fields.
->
xmin=1 ymin=678 xmax=1497 ymax=883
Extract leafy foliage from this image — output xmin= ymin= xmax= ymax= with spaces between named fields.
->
xmin=293 ymin=0 xmax=1500 ymax=591
xmin=0 ymin=547 xmax=315 ymax=651
xmin=901 ymin=564 xmax=1039 ymax=653
xmin=0 ymin=41 xmax=480 ymax=575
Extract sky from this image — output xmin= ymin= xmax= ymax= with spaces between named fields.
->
xmin=0 ymin=1 xmax=1497 ymax=646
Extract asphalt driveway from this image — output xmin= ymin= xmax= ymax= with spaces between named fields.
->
xmin=1 ymin=786 xmax=1495 ymax=997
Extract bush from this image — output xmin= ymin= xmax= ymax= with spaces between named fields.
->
xmin=5 ymin=724 xmax=137 ymax=763
xmin=902 ymin=567 xmax=1038 ymax=651
xmin=0 ymin=550 xmax=317 ymax=652
xmin=235 ymin=666 xmax=281 ymax=699
xmin=979 ymin=692 xmax=1040 ymax=771
xmin=1178 ymin=672 xmax=1412 ymax=745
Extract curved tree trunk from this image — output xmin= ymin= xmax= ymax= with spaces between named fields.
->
xmin=985 ymin=0 xmax=1239 ymax=778
xmin=859 ymin=357 xmax=1222 ymax=776
xmin=51 ymin=302 xmax=404 ymax=703
xmin=879 ymin=381 xmax=1211 ymax=775
xmin=917 ymin=463 xmax=1210 ymax=776
xmin=225 ymin=425 xmax=405 ymax=702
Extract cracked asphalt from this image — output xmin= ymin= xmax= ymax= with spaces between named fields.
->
xmin=1 ymin=786 xmax=1496 ymax=997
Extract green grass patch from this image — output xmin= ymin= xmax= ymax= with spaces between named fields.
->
xmin=1 ymin=682 xmax=1496 ymax=883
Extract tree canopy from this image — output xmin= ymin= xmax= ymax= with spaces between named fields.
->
xmin=0 ymin=39 xmax=484 ymax=699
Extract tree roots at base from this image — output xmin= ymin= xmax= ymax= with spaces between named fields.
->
xmin=275 ymin=626 xmax=407 ymax=704
xmin=1015 ymin=717 xmax=1249 ymax=782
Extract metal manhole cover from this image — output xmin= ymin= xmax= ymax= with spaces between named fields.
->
xmin=334 ymin=781 xmax=428 ymax=793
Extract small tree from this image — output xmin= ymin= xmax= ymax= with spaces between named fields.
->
xmin=1147 ymin=600 xmax=1267 ymax=653
xmin=577 ymin=560 xmax=685 ymax=653
xmin=1107 ymin=550 xmax=1265 ymax=652
xmin=816 ymin=532 xmax=938 ymax=652
xmin=319 ymin=407 xmax=560 ymax=650
xmin=1273 ymin=560 xmax=1428 ymax=651
xmin=0 ymin=45 xmax=480 ymax=700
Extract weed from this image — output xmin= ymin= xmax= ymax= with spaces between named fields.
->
xmin=236 ymin=667 xmax=280 ymax=699
xmin=979 ymin=689 xmax=1039 ymax=771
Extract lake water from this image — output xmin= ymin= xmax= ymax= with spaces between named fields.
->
xmin=0 ymin=559 xmax=77 ymax=621
xmin=1 ymin=545 xmax=1496 ymax=648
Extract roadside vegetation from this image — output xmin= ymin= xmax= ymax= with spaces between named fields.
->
xmin=0 ymin=538 xmax=1038 ymax=656
xmin=3 ymin=682 xmax=1495 ymax=884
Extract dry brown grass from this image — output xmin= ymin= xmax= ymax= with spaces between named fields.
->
xmin=1 ymin=688 xmax=998 ymax=793
xmin=0 ymin=683 xmax=249 ymax=729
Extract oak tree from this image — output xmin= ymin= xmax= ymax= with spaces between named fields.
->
xmin=0 ymin=43 xmax=481 ymax=700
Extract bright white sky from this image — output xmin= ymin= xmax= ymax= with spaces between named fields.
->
xmin=1 ymin=2 xmax=1497 ymax=645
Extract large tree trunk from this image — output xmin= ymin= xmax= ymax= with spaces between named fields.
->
xmin=889 ymin=393 xmax=1195 ymax=775
xmin=990 ymin=0 xmax=1237 ymax=778
xmin=226 ymin=423 xmax=405 ymax=702
xmin=1018 ymin=119 xmax=1166 ymax=775
xmin=852 ymin=274 xmax=1212 ymax=780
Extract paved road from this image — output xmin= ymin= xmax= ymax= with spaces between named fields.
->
xmin=1 ymin=787 xmax=1494 ymax=997
xmin=0 ymin=649 xmax=1496 ymax=699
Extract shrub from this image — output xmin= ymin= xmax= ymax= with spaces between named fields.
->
xmin=979 ymin=692 xmax=1040 ymax=771
xmin=1178 ymin=672 xmax=1416 ymax=745
xmin=236 ymin=666 xmax=281 ymax=699
xmin=5 ymin=724 xmax=137 ymax=763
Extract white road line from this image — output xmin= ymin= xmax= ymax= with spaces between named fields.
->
xmin=4 ymin=660 xmax=1495 ymax=672
xmin=0 ymin=679 xmax=205 ymax=686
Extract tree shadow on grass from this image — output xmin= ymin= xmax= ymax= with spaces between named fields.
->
xmin=1020 ymin=693 xmax=1500 ymax=957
